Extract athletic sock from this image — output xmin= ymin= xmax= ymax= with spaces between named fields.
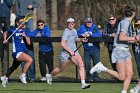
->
xmin=81 ymin=80 xmax=85 ymax=84
xmin=22 ymin=73 xmax=26 ymax=76
xmin=121 ymin=90 xmax=127 ymax=93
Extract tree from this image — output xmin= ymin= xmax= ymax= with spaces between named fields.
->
xmin=51 ymin=0 xmax=58 ymax=30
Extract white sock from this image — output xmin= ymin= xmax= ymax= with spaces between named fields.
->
xmin=4 ymin=75 xmax=8 ymax=78
xmin=81 ymin=80 xmax=85 ymax=84
xmin=22 ymin=73 xmax=26 ymax=76
xmin=121 ymin=90 xmax=127 ymax=93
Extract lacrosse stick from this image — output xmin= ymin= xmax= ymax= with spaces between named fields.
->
xmin=6 ymin=13 xmax=33 ymax=42
xmin=68 ymin=43 xmax=83 ymax=60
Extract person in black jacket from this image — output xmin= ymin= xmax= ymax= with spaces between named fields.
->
xmin=102 ymin=15 xmax=118 ymax=71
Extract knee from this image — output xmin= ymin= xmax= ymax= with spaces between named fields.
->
xmin=27 ymin=57 xmax=33 ymax=64
xmin=127 ymin=71 xmax=133 ymax=79
xmin=118 ymin=75 xmax=126 ymax=81
xmin=58 ymin=66 xmax=65 ymax=72
xmin=79 ymin=65 xmax=84 ymax=71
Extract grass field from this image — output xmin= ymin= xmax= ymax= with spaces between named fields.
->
xmin=0 ymin=82 xmax=137 ymax=93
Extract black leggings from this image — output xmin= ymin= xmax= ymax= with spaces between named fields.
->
xmin=6 ymin=59 xmax=21 ymax=77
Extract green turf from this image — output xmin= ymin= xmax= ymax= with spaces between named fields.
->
xmin=0 ymin=82 xmax=137 ymax=93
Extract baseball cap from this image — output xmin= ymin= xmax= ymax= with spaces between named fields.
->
xmin=66 ymin=18 xmax=75 ymax=23
xmin=86 ymin=17 xmax=92 ymax=22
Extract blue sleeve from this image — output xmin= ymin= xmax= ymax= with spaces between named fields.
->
xmin=25 ymin=29 xmax=31 ymax=37
xmin=77 ymin=25 xmax=86 ymax=37
xmin=42 ymin=26 xmax=51 ymax=37
xmin=29 ymin=29 xmax=38 ymax=37
xmin=91 ymin=25 xmax=101 ymax=37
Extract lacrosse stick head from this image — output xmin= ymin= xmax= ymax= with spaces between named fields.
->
xmin=24 ymin=13 xmax=33 ymax=22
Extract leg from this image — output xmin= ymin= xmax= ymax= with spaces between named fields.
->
xmin=71 ymin=55 xmax=91 ymax=89
xmin=6 ymin=59 xmax=21 ymax=77
xmin=27 ymin=50 xmax=36 ymax=81
xmin=17 ymin=52 xmax=32 ymax=74
xmin=39 ymin=51 xmax=46 ymax=77
xmin=133 ymin=51 xmax=140 ymax=78
xmin=84 ymin=50 xmax=92 ymax=80
xmin=46 ymin=60 xmax=70 ymax=85
xmin=17 ymin=52 xmax=32 ymax=83
xmin=123 ymin=58 xmax=133 ymax=91
xmin=91 ymin=49 xmax=100 ymax=80
xmin=46 ymin=51 xmax=54 ymax=74
xmin=51 ymin=61 xmax=70 ymax=76
xmin=1 ymin=59 xmax=21 ymax=87
xmin=108 ymin=49 xmax=117 ymax=71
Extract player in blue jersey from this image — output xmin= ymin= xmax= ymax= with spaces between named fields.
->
xmin=1 ymin=17 xmax=32 ymax=87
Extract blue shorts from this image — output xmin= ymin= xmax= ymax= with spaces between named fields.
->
xmin=12 ymin=52 xmax=23 ymax=59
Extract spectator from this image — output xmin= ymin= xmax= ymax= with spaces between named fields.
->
xmin=30 ymin=20 xmax=54 ymax=81
xmin=1 ymin=17 xmax=32 ymax=87
xmin=0 ymin=0 xmax=14 ymax=75
xmin=102 ymin=15 xmax=118 ymax=71
xmin=90 ymin=6 xmax=138 ymax=93
xmin=16 ymin=0 xmax=39 ymax=82
xmin=77 ymin=17 xmax=101 ymax=81
xmin=45 ymin=18 xmax=91 ymax=89
xmin=130 ymin=18 xmax=140 ymax=93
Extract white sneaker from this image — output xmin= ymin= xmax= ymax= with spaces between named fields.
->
xmin=19 ymin=74 xmax=27 ymax=84
xmin=130 ymin=88 xmax=139 ymax=93
xmin=90 ymin=62 xmax=107 ymax=74
xmin=81 ymin=83 xmax=91 ymax=89
xmin=1 ymin=76 xmax=8 ymax=88
xmin=46 ymin=74 xmax=52 ymax=85
xmin=40 ymin=77 xmax=47 ymax=81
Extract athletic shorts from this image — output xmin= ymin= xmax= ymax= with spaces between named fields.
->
xmin=59 ymin=50 xmax=79 ymax=63
xmin=111 ymin=48 xmax=131 ymax=63
xmin=12 ymin=52 xmax=23 ymax=59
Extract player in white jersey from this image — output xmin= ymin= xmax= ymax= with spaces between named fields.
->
xmin=46 ymin=18 xmax=91 ymax=89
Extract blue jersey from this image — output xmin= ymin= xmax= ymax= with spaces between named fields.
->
xmin=8 ymin=27 xmax=30 ymax=53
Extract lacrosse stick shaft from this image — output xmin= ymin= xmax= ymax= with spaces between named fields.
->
xmin=74 ymin=43 xmax=83 ymax=53
xmin=6 ymin=22 xmax=24 ymax=41
xmin=68 ymin=43 xmax=83 ymax=60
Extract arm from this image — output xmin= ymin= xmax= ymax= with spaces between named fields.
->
xmin=119 ymin=32 xmax=137 ymax=43
xmin=42 ymin=26 xmax=51 ymax=37
xmin=3 ymin=31 xmax=8 ymax=44
xmin=76 ymin=37 xmax=88 ymax=43
xmin=22 ymin=32 xmax=30 ymax=45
